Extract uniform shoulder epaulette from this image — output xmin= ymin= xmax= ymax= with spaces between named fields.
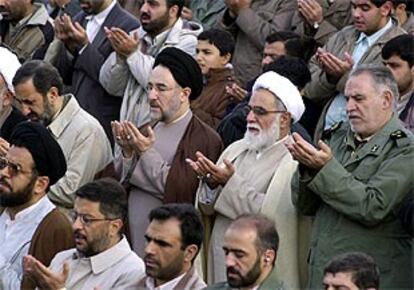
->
xmin=390 ymin=129 xmax=411 ymax=147
xmin=321 ymin=121 xmax=343 ymax=140
xmin=390 ymin=130 xmax=407 ymax=140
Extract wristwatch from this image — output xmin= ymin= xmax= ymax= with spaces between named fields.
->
xmin=313 ymin=21 xmax=320 ymax=30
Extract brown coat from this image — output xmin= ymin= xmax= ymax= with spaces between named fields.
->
xmin=191 ymin=68 xmax=239 ymax=129
xmin=164 ymin=115 xmax=223 ymax=204
xmin=292 ymin=0 xmax=353 ymax=46
xmin=21 ymin=209 xmax=74 ymax=290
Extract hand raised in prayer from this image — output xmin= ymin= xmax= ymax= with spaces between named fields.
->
xmin=181 ymin=6 xmax=193 ymax=21
xmin=297 ymin=0 xmax=323 ymax=26
xmin=114 ymin=121 xmax=155 ymax=157
xmin=316 ymin=48 xmax=353 ymax=84
xmin=55 ymin=14 xmax=88 ymax=52
xmin=105 ymin=27 xmax=139 ymax=58
xmin=112 ymin=120 xmax=135 ymax=158
xmin=285 ymin=132 xmax=333 ymax=169
xmin=225 ymin=0 xmax=252 ymax=16
xmin=186 ymin=151 xmax=235 ymax=189
xmin=225 ymin=83 xmax=248 ymax=102
xmin=0 ymin=137 xmax=10 ymax=156
xmin=23 ymin=255 xmax=69 ymax=290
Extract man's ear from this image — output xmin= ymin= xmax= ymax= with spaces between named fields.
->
xmin=47 ymin=86 xmax=60 ymax=103
xmin=382 ymin=89 xmax=393 ymax=110
xmin=180 ymin=87 xmax=191 ymax=102
xmin=380 ymin=1 xmax=394 ymax=17
xmin=109 ymin=219 xmax=124 ymax=237
xmin=168 ymin=4 xmax=179 ymax=19
xmin=34 ymin=176 xmax=49 ymax=196
xmin=2 ymin=90 xmax=14 ymax=107
xmin=183 ymin=244 xmax=198 ymax=263
xmin=261 ymin=249 xmax=276 ymax=266
xmin=220 ymin=53 xmax=232 ymax=66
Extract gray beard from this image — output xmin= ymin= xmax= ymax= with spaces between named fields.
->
xmin=244 ymin=116 xmax=280 ymax=151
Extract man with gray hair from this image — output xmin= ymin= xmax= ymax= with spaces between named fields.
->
xmin=288 ymin=64 xmax=413 ymax=289
xmin=187 ymin=71 xmax=305 ymax=288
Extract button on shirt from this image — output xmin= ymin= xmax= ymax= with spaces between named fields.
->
xmin=0 ymin=196 xmax=55 ymax=289
xmin=324 ymin=18 xmax=394 ymax=129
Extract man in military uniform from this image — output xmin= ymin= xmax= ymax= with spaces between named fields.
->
xmin=287 ymin=64 xmax=413 ymax=289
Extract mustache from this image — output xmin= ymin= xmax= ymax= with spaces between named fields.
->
xmin=227 ymin=266 xmax=241 ymax=276
xmin=140 ymin=12 xmax=150 ymax=18
xmin=74 ymin=230 xmax=86 ymax=239
xmin=0 ymin=177 xmax=12 ymax=191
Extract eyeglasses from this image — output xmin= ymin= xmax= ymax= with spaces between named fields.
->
xmin=146 ymin=83 xmax=179 ymax=95
xmin=246 ymin=105 xmax=286 ymax=116
xmin=0 ymin=157 xmax=34 ymax=177
xmin=69 ymin=211 xmax=118 ymax=226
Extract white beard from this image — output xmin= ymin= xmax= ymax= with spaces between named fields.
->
xmin=244 ymin=116 xmax=281 ymax=151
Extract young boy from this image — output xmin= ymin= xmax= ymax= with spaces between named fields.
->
xmin=191 ymin=28 xmax=239 ymax=129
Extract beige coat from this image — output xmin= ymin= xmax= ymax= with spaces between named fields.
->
xmin=197 ymin=137 xmax=310 ymax=288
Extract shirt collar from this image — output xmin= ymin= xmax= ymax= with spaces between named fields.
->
xmin=145 ymin=272 xmax=186 ymax=290
xmin=356 ymin=18 xmax=393 ymax=47
xmin=85 ymin=0 xmax=116 ymax=25
xmin=2 ymin=195 xmax=52 ymax=222
xmin=72 ymin=236 xmax=132 ymax=274
xmin=48 ymin=94 xmax=80 ymax=138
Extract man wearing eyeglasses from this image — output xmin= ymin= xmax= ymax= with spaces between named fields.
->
xmin=0 ymin=121 xmax=73 ymax=290
xmin=187 ymin=71 xmax=305 ymax=288
xmin=23 ymin=178 xmax=145 ymax=290
xmin=111 ymin=47 xmax=222 ymax=257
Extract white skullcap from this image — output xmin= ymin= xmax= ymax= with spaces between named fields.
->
xmin=252 ymin=71 xmax=305 ymax=123
xmin=0 ymin=47 xmax=21 ymax=93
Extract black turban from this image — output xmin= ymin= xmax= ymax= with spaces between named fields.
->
xmin=154 ymin=47 xmax=203 ymax=100
xmin=9 ymin=121 xmax=67 ymax=186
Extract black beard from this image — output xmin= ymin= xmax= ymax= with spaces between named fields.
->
xmin=0 ymin=176 xmax=36 ymax=207
xmin=227 ymin=255 xmax=262 ymax=288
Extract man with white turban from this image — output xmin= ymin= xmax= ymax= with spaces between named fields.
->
xmin=187 ymin=71 xmax=306 ymax=288
xmin=0 ymin=46 xmax=25 ymax=153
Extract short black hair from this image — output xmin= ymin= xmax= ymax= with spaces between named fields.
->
xmin=263 ymin=55 xmax=311 ymax=90
xmin=371 ymin=0 xmax=392 ymax=8
xmin=167 ymin=0 xmax=184 ymax=17
xmin=12 ymin=60 xmax=63 ymax=97
xmin=198 ymin=28 xmax=235 ymax=56
xmin=75 ymin=178 xmax=128 ymax=222
xmin=284 ymin=36 xmax=317 ymax=63
xmin=324 ymin=252 xmax=380 ymax=289
xmin=149 ymin=203 xmax=203 ymax=255
xmin=391 ymin=0 xmax=414 ymax=11
xmin=231 ymin=214 xmax=279 ymax=265
xmin=382 ymin=34 xmax=414 ymax=67
xmin=265 ymin=31 xmax=300 ymax=44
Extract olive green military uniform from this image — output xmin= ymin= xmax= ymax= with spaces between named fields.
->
xmin=292 ymin=114 xmax=414 ymax=289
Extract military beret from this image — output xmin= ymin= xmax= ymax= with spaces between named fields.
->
xmin=10 ymin=121 xmax=67 ymax=186
xmin=154 ymin=47 xmax=203 ymax=101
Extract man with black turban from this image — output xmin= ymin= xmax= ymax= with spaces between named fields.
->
xmin=0 ymin=121 xmax=74 ymax=290
xmin=112 ymin=47 xmax=223 ymax=256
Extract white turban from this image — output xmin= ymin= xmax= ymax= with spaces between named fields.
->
xmin=0 ymin=47 xmax=21 ymax=93
xmin=252 ymin=71 xmax=305 ymax=123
